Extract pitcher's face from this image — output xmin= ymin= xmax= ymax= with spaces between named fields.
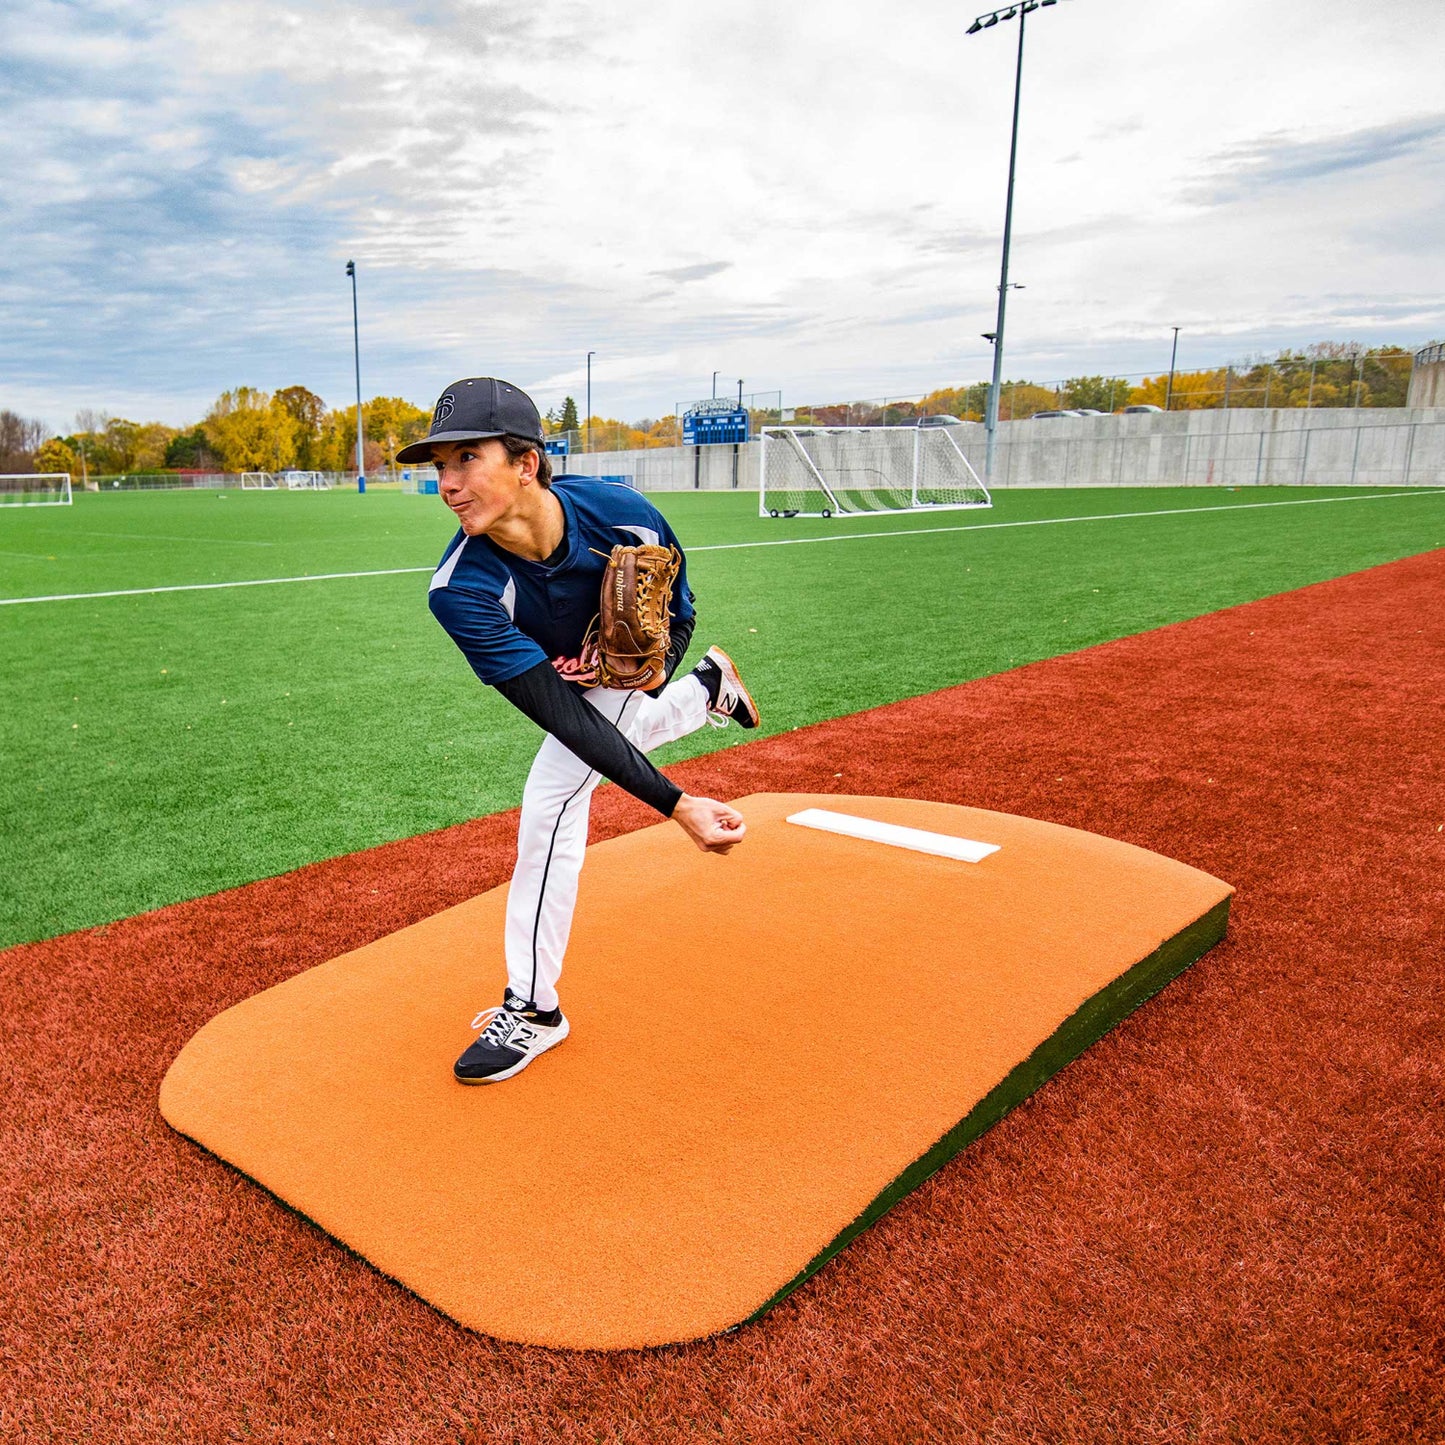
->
xmin=432 ymin=439 xmax=530 ymax=536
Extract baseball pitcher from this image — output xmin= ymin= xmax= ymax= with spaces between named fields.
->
xmin=399 ymin=378 xmax=759 ymax=1084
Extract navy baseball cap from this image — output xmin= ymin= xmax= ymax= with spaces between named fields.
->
xmin=396 ymin=377 xmax=545 ymax=463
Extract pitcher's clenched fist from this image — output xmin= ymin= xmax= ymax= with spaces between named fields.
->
xmin=672 ymin=795 xmax=747 ymax=854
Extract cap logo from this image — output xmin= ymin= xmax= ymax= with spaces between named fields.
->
xmin=432 ymin=393 xmax=455 ymax=430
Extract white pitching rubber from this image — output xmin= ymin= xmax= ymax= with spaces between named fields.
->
xmin=785 ymin=808 xmax=1000 ymax=863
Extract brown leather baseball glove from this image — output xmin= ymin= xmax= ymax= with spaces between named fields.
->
xmin=585 ymin=543 xmax=681 ymax=692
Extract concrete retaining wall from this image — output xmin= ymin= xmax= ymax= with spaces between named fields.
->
xmin=1407 ymin=353 xmax=1445 ymax=408
xmin=968 ymin=407 xmax=1445 ymax=488
xmin=560 ymin=408 xmax=1445 ymax=493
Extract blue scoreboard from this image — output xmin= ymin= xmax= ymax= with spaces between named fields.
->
xmin=683 ymin=407 xmax=749 ymax=446
xmin=544 ymin=437 xmax=570 ymax=457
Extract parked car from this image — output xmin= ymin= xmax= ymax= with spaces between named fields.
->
xmin=1119 ymin=404 xmax=1164 ymax=414
xmin=1072 ymin=408 xmax=1105 ymax=416
xmin=918 ymin=414 xmax=978 ymax=427
xmin=1031 ymin=409 xmax=1083 ymax=419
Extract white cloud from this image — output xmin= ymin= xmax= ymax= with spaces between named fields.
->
xmin=1 ymin=0 xmax=1442 ymax=430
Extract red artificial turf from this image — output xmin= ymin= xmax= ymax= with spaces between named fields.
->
xmin=3 ymin=549 xmax=1443 ymax=1443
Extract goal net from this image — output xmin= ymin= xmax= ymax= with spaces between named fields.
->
xmin=400 ymin=467 xmax=439 ymax=495
xmin=282 ymin=470 xmax=327 ymax=490
xmin=759 ymin=427 xmax=990 ymax=517
xmin=0 ymin=473 xmax=72 ymax=507
xmin=240 ymin=472 xmax=279 ymax=489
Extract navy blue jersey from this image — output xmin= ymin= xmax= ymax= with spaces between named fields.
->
xmin=428 ymin=476 xmax=696 ymax=687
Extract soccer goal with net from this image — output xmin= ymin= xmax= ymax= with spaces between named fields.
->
xmin=240 ymin=472 xmax=279 ymax=490
xmin=759 ymin=427 xmax=991 ymax=518
xmin=282 ymin=471 xmax=328 ymax=490
xmin=400 ymin=467 xmax=439 ymax=495
xmin=0 ymin=473 xmax=72 ymax=507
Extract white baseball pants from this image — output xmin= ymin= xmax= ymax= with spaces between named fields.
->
xmin=504 ymin=673 xmax=712 ymax=1011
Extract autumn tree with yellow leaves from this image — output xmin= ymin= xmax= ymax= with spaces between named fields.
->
xmin=202 ymin=388 xmax=299 ymax=473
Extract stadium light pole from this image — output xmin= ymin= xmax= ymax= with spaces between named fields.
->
xmin=586 ymin=350 xmax=595 ymax=452
xmin=345 ymin=260 xmax=365 ymax=491
xmin=968 ymin=0 xmax=1066 ymax=481
xmin=1166 ymin=326 xmax=1181 ymax=411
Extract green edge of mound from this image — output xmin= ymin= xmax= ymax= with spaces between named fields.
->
xmin=741 ymin=895 xmax=1233 ymax=1329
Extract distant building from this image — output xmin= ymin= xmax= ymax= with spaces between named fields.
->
xmin=1407 ymin=341 xmax=1445 ymax=408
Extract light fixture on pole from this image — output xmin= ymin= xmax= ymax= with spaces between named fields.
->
xmin=586 ymin=351 xmax=595 ymax=453
xmin=345 ymin=260 xmax=365 ymax=492
xmin=1166 ymin=326 xmax=1181 ymax=411
xmin=967 ymin=0 xmax=1067 ymax=481
xmin=712 ymin=370 xmax=719 ymax=400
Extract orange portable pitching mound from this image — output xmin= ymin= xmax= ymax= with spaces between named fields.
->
xmin=160 ymin=794 xmax=1232 ymax=1349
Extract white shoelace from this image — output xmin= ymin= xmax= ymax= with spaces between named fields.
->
xmin=469 ymin=1006 xmax=521 ymax=1047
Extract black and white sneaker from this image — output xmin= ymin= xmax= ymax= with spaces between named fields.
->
xmin=694 ymin=646 xmax=759 ymax=729
xmin=454 ymin=989 xmax=570 ymax=1084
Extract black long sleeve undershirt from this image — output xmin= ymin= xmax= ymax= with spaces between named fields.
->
xmin=657 ymin=612 xmax=695 ymax=695
xmin=494 ymin=655 xmax=689 ymax=818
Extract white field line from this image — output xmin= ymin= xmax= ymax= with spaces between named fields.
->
xmin=0 ymin=566 xmax=433 ymax=606
xmin=67 ymin=529 xmax=279 ymax=547
xmin=1 ymin=488 xmax=1441 ymax=608
xmin=691 ymin=487 xmax=1445 ymax=554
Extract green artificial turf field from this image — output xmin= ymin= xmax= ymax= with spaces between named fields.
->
xmin=2 ymin=483 xmax=1442 ymax=947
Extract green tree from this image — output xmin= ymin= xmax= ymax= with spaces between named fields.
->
xmin=69 ymin=416 xmax=171 ymax=473
xmin=68 ymin=411 xmax=223 ymax=473
xmin=1360 ymin=347 xmax=1411 ymax=408
xmin=1061 ymin=375 xmax=1127 ymax=412
xmin=559 ymin=396 xmax=580 ymax=433
xmin=164 ymin=427 xmax=217 ymax=469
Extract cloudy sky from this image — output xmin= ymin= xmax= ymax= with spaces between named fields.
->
xmin=2 ymin=0 xmax=1442 ymax=430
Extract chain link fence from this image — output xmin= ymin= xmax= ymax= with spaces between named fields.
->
xmin=785 ymin=352 xmax=1424 ymax=426
xmin=78 ymin=472 xmax=362 ymax=491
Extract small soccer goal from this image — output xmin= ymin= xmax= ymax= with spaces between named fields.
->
xmin=400 ymin=467 xmax=439 ymax=495
xmin=0 ymin=473 xmax=72 ymax=507
xmin=240 ymin=472 xmax=279 ymax=490
xmin=282 ymin=470 xmax=328 ymax=490
xmin=759 ymin=427 xmax=991 ymax=518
